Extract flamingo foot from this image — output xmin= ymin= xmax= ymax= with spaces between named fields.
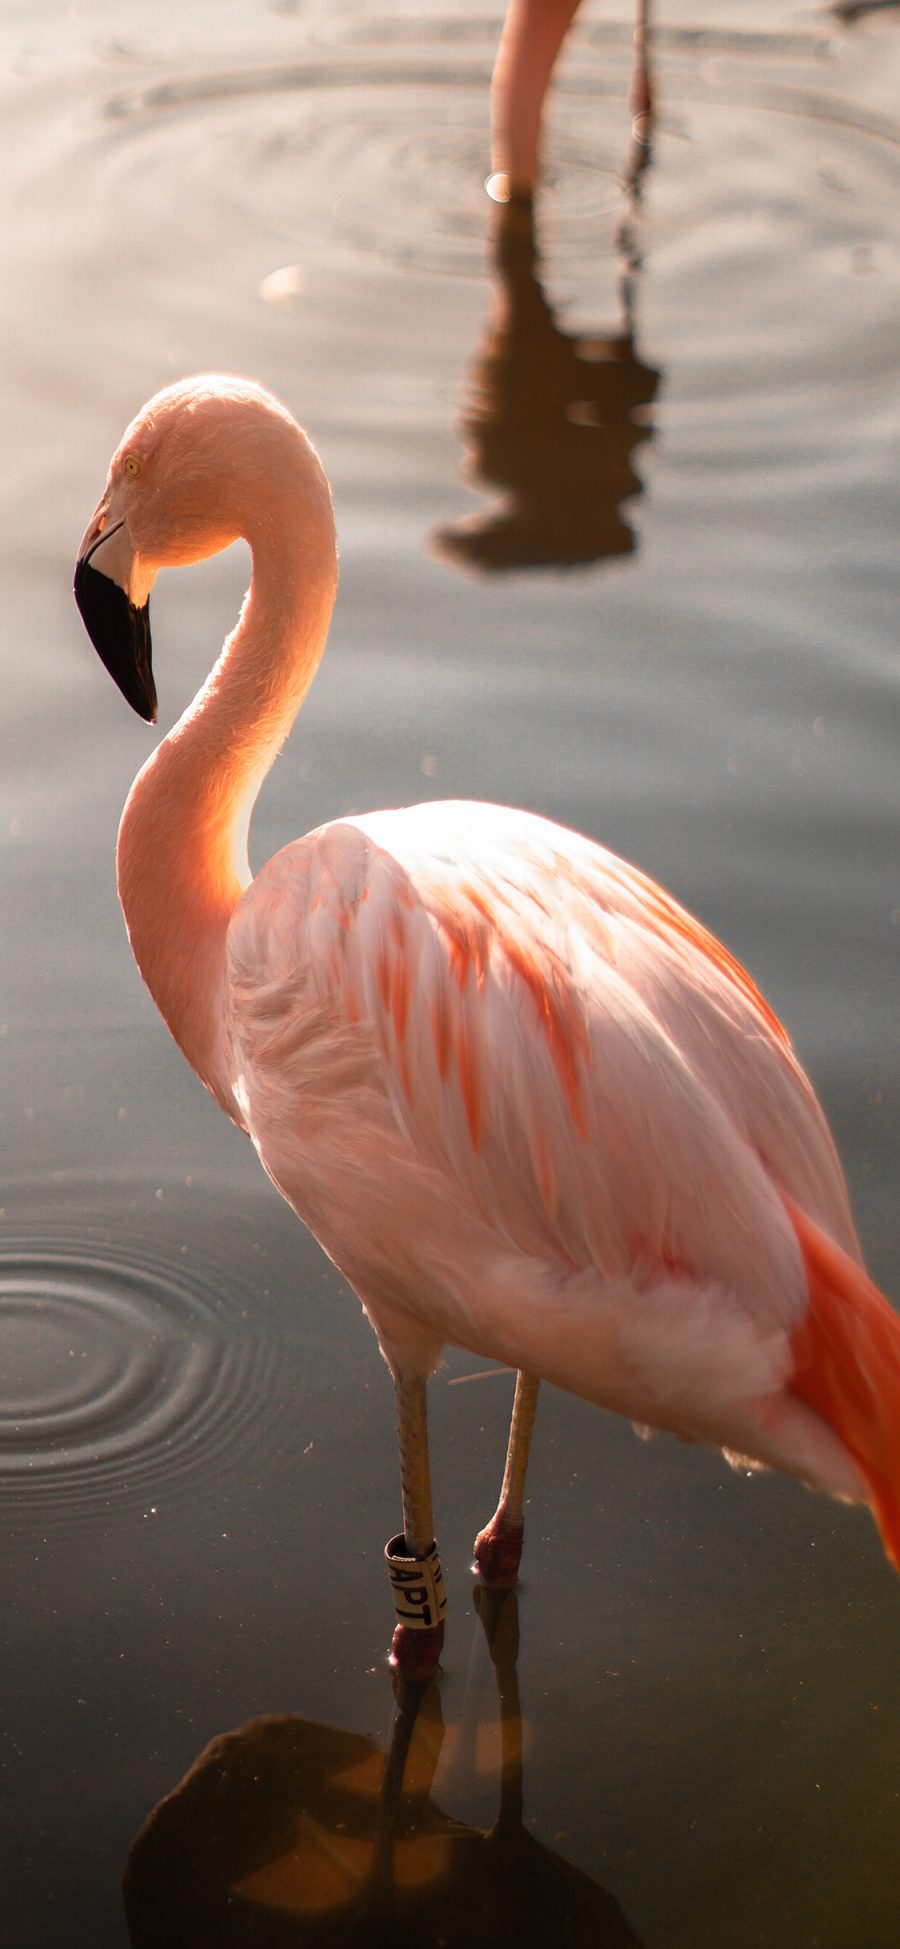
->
xmin=389 ymin=1619 xmax=445 ymax=1682
xmin=473 ymin=1515 xmax=525 ymax=1588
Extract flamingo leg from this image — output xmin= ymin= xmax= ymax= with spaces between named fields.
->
xmin=474 ymin=1370 xmax=540 ymax=1586
xmin=629 ymin=0 xmax=653 ymax=119
xmin=395 ymin=1372 xmax=435 ymax=1559
xmin=491 ymin=0 xmax=585 ymax=197
xmin=385 ymin=1374 xmax=446 ymax=1679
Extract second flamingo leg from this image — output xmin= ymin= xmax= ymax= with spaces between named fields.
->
xmin=491 ymin=0 xmax=585 ymax=197
xmin=473 ymin=1370 xmax=540 ymax=1587
xmin=629 ymin=0 xmax=653 ymax=118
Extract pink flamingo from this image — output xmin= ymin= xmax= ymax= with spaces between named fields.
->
xmin=75 ymin=377 xmax=900 ymax=1677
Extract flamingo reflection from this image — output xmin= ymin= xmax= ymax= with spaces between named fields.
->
xmin=123 ymin=1589 xmax=641 ymax=1946
xmin=432 ymin=194 xmax=660 ymax=575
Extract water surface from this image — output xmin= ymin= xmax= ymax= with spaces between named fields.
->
xmin=1 ymin=3 xmax=898 ymax=1944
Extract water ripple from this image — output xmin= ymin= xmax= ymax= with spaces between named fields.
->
xmin=87 ymin=23 xmax=900 ymax=290
xmin=0 ymin=1234 xmax=278 ymax=1533
xmin=100 ymin=21 xmax=834 ymax=123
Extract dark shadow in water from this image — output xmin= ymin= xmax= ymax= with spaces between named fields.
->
xmin=123 ymin=1587 xmax=641 ymax=1946
xmin=832 ymin=0 xmax=899 ymax=21
xmin=432 ymin=118 xmax=660 ymax=575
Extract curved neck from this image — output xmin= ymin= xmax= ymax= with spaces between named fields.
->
xmin=116 ymin=484 xmax=337 ymax=1121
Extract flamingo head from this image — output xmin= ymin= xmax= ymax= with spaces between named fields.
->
xmin=74 ymin=374 xmax=320 ymax=724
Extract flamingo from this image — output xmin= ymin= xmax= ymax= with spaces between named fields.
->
xmin=74 ymin=376 xmax=900 ymax=1677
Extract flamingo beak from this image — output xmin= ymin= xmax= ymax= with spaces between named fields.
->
xmin=74 ymin=501 xmax=157 ymax=724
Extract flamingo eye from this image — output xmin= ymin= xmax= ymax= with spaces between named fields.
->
xmin=123 ymin=453 xmax=141 ymax=478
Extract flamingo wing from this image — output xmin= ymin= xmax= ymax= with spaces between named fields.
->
xmin=229 ymin=801 xmax=853 ymax=1247
xmin=224 ymin=801 xmax=889 ymax=1515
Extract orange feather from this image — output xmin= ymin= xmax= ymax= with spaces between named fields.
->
xmin=788 ymin=1198 xmax=900 ymax=1568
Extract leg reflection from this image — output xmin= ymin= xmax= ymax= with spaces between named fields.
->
xmin=123 ymin=1594 xmax=642 ymax=1945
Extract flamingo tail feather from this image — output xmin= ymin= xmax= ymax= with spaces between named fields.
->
xmin=787 ymin=1198 xmax=900 ymax=1570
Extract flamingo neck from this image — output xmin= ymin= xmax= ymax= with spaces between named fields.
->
xmin=116 ymin=490 xmax=337 ymax=1122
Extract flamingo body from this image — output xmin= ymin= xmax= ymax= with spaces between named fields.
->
xmin=74 ymin=377 xmax=900 ymax=1593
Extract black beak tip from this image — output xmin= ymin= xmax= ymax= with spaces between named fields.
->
xmin=74 ymin=556 xmax=157 ymax=724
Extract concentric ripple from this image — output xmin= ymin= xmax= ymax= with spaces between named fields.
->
xmin=86 ymin=12 xmax=900 ymax=292
xmin=96 ymin=39 xmax=642 ymax=279
xmin=0 ymin=1233 xmax=279 ymax=1533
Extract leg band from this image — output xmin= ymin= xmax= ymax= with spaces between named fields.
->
xmin=384 ymin=1535 xmax=448 ymax=1632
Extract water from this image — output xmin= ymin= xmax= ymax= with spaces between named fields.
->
xmin=1 ymin=2 xmax=899 ymax=1943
